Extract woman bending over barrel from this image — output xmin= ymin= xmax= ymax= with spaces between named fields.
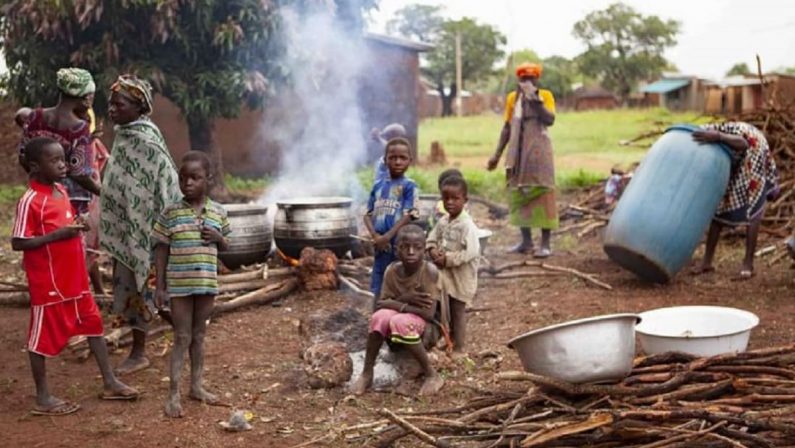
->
xmin=691 ymin=122 xmax=779 ymax=279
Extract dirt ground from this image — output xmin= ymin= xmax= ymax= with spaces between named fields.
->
xmin=0 ymin=202 xmax=793 ymax=448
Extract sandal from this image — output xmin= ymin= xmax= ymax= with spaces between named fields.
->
xmin=734 ymin=269 xmax=755 ymax=281
xmin=533 ymin=248 xmax=552 ymax=259
xmin=31 ymin=401 xmax=80 ymax=416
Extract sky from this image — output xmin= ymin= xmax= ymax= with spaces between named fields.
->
xmin=366 ymin=0 xmax=795 ymax=79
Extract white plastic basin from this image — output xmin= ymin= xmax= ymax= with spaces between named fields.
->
xmin=636 ymin=306 xmax=759 ymax=357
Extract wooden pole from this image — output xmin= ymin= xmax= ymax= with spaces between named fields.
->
xmin=455 ymin=32 xmax=463 ymax=117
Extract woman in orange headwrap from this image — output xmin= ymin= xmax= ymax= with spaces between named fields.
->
xmin=487 ymin=63 xmax=558 ymax=257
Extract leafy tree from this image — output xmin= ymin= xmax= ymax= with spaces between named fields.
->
xmin=726 ymin=62 xmax=752 ymax=77
xmin=386 ymin=5 xmax=505 ymax=117
xmin=1 ymin=0 xmax=373 ymax=194
xmin=573 ymin=2 xmax=679 ymax=103
xmin=386 ymin=4 xmax=444 ymax=43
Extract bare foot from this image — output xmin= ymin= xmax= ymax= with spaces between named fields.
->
xmin=100 ymin=379 xmax=139 ymax=400
xmin=349 ymin=372 xmax=373 ymax=395
xmin=419 ymin=372 xmax=444 ymax=396
xmin=115 ymin=356 xmax=150 ymax=376
xmin=690 ymin=265 xmax=715 ymax=276
xmin=189 ymin=386 xmax=219 ymax=404
xmin=164 ymin=394 xmax=183 ymax=418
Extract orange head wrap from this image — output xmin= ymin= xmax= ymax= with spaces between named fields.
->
xmin=516 ymin=63 xmax=542 ymax=78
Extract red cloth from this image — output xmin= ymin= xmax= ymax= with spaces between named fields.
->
xmin=28 ymin=295 xmax=103 ymax=357
xmin=13 ymin=180 xmax=91 ymax=306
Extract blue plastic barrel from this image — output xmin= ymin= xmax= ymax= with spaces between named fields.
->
xmin=603 ymin=125 xmax=732 ymax=283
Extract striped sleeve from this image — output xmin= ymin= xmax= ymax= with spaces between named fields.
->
xmin=220 ymin=209 xmax=232 ymax=237
xmin=151 ymin=207 xmax=172 ymax=245
xmin=12 ymin=190 xmax=38 ymax=239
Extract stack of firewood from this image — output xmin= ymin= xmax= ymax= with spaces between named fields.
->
xmin=351 ymin=344 xmax=795 ymax=447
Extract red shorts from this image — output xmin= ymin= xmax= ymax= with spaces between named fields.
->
xmin=28 ymin=295 xmax=104 ymax=357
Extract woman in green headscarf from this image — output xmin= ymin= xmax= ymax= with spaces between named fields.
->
xmin=16 ymin=67 xmax=101 ymax=213
xmin=101 ymin=75 xmax=181 ymax=375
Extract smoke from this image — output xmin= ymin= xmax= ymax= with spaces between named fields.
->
xmin=260 ymin=5 xmax=372 ymax=204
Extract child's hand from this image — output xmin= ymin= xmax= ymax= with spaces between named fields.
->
xmin=154 ymin=288 xmax=169 ymax=309
xmin=54 ymin=225 xmax=83 ymax=240
xmin=71 ymin=214 xmax=90 ymax=231
xmin=373 ymin=234 xmax=390 ymax=252
xmin=399 ymin=292 xmax=434 ymax=308
xmin=201 ymin=225 xmax=225 ymax=245
xmin=431 ymin=251 xmax=446 ymax=268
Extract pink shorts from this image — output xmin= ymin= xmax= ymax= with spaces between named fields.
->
xmin=28 ymin=295 xmax=104 ymax=357
xmin=370 ymin=308 xmax=426 ymax=345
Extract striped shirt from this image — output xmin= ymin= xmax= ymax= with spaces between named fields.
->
xmin=152 ymin=198 xmax=231 ymax=297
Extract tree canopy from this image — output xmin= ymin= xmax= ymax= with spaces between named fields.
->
xmin=387 ymin=4 xmax=506 ymax=116
xmin=726 ymin=62 xmax=752 ymax=77
xmin=573 ymin=2 xmax=679 ymax=102
xmin=1 ymin=0 xmax=373 ymax=192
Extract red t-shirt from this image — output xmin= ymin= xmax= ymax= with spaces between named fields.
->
xmin=12 ymin=180 xmax=90 ymax=306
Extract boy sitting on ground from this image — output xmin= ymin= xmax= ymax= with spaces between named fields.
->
xmin=350 ymin=224 xmax=445 ymax=396
xmin=12 ymin=137 xmax=138 ymax=416
xmin=427 ymin=175 xmax=480 ymax=358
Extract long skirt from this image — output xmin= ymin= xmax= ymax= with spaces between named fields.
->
xmin=509 ymin=186 xmax=559 ymax=229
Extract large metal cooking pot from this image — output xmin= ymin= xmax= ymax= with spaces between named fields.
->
xmin=218 ymin=203 xmax=272 ymax=269
xmin=507 ymin=314 xmax=641 ymax=384
xmin=273 ymin=196 xmax=357 ymax=259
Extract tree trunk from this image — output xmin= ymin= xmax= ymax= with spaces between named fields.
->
xmin=186 ymin=115 xmax=231 ymax=201
xmin=437 ymin=82 xmax=458 ymax=117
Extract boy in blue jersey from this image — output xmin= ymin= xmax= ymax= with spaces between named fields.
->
xmin=364 ymin=137 xmax=419 ymax=303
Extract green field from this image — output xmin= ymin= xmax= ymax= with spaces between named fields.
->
xmin=411 ymin=108 xmax=707 ymax=200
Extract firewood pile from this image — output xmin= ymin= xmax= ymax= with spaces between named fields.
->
xmin=356 ymin=344 xmax=795 ymax=447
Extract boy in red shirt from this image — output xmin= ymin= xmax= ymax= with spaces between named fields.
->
xmin=12 ymin=137 xmax=138 ymax=416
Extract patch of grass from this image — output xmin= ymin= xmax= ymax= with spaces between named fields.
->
xmin=224 ymin=174 xmax=270 ymax=194
xmin=418 ymin=108 xmax=708 ymax=173
xmin=556 ymin=169 xmax=605 ymax=191
xmin=0 ymin=184 xmax=26 ymax=206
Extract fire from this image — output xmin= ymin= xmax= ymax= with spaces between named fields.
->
xmin=277 ymin=248 xmax=301 ymax=267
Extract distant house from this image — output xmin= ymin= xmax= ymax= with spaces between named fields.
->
xmin=572 ymin=85 xmax=618 ymax=111
xmin=417 ymin=78 xmax=501 ymax=118
xmin=103 ymin=32 xmax=433 ymax=177
xmin=640 ymin=74 xmax=710 ymax=111
xmin=702 ymin=73 xmax=795 ymax=114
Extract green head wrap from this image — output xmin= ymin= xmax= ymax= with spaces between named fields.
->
xmin=56 ymin=67 xmax=96 ymax=98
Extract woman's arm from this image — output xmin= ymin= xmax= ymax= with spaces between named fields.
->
xmin=692 ymin=130 xmax=749 ymax=152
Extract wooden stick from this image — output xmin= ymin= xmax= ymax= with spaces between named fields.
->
xmin=219 ymin=279 xmax=271 ymax=294
xmin=492 ymin=271 xmax=564 ymax=280
xmin=577 ymin=221 xmax=607 ymax=239
xmin=535 ymin=262 xmax=613 ymax=290
xmin=218 ymin=267 xmax=267 ymax=283
xmin=378 ymin=408 xmax=449 ymax=448
xmin=339 ymin=274 xmax=374 ymax=300
xmin=213 ymin=279 xmax=298 ymax=314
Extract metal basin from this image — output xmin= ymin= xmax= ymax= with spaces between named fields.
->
xmin=218 ymin=203 xmax=272 ymax=269
xmin=507 ymin=314 xmax=641 ymax=384
xmin=636 ymin=306 xmax=759 ymax=357
xmin=273 ymin=196 xmax=357 ymax=259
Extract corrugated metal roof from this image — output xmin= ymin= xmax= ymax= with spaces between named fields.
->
xmin=640 ymin=79 xmax=691 ymax=93
xmin=364 ymin=33 xmax=435 ymax=52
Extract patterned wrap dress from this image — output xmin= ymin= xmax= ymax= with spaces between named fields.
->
xmin=502 ymin=89 xmax=559 ymax=229
xmin=702 ymin=122 xmax=779 ymax=226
